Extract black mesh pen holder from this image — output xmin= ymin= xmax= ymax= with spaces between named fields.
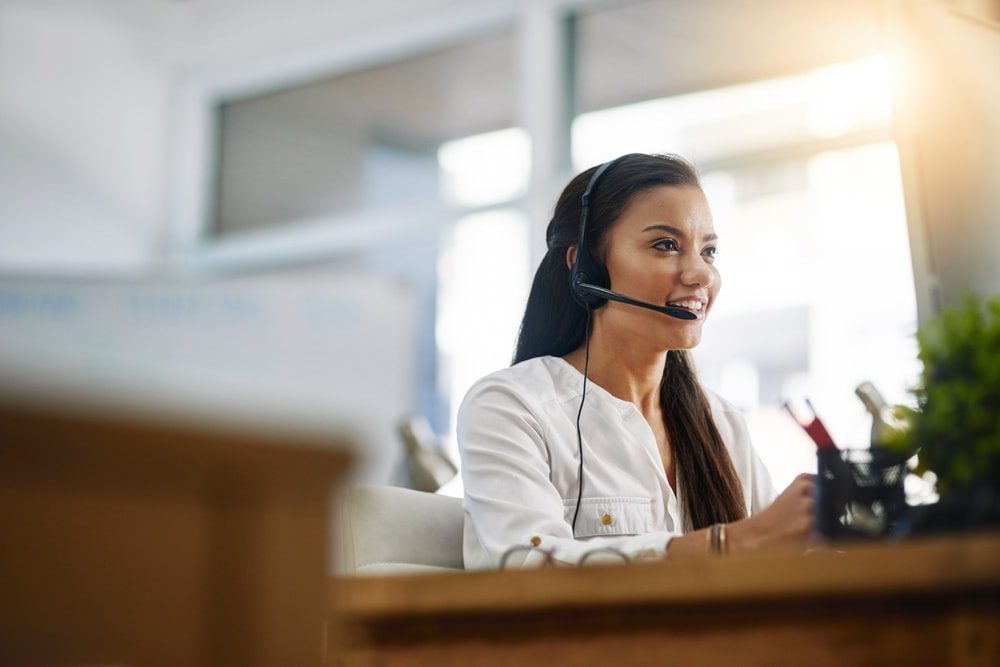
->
xmin=816 ymin=447 xmax=909 ymax=540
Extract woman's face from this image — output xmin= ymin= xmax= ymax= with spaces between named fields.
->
xmin=598 ymin=185 xmax=721 ymax=351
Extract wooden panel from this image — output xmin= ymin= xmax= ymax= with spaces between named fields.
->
xmin=340 ymin=610 xmax=955 ymax=667
xmin=0 ymin=399 xmax=351 ymax=667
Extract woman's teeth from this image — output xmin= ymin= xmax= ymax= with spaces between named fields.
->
xmin=668 ymin=300 xmax=704 ymax=312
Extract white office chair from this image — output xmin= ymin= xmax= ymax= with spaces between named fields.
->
xmin=335 ymin=485 xmax=465 ymax=575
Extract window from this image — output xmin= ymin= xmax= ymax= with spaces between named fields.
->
xmin=435 ymin=129 xmax=531 ymax=458
xmin=213 ymin=30 xmax=518 ymax=235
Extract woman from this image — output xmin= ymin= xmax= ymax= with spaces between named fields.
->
xmin=458 ymin=153 xmax=814 ymax=569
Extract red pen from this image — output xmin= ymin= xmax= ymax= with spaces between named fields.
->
xmin=782 ymin=399 xmax=837 ymax=450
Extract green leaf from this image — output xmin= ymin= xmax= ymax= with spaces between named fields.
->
xmin=893 ymin=291 xmax=1000 ymax=493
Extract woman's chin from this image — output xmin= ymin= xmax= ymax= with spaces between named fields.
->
xmin=662 ymin=327 xmax=702 ymax=351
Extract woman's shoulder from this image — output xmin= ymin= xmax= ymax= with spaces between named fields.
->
xmin=460 ymin=356 xmax=574 ymax=410
xmin=464 ymin=355 xmax=570 ymax=394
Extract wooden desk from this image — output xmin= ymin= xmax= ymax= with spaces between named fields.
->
xmin=0 ymin=399 xmax=351 ymax=667
xmin=332 ymin=535 xmax=1000 ymax=666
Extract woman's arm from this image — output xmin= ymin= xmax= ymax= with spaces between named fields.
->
xmin=666 ymin=473 xmax=816 ymax=558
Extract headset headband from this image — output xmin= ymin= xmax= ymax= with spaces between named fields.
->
xmin=571 ymin=155 xmax=631 ymax=308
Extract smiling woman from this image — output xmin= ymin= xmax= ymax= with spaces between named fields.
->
xmin=458 ymin=153 xmax=816 ymax=569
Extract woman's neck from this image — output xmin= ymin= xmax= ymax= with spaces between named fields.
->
xmin=563 ymin=318 xmax=667 ymax=416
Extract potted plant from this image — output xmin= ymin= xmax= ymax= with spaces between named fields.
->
xmin=888 ymin=292 xmax=1000 ymax=533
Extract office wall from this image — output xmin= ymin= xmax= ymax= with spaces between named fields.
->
xmin=0 ymin=2 xmax=169 ymax=272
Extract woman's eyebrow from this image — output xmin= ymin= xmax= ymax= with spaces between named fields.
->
xmin=642 ymin=224 xmax=718 ymax=243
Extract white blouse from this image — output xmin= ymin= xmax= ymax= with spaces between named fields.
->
xmin=457 ymin=355 xmax=776 ymax=569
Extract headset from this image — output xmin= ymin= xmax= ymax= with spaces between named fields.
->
xmin=568 ymin=156 xmax=696 ymax=535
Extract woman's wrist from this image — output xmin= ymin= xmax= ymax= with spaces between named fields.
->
xmin=724 ymin=517 xmax=757 ymax=553
xmin=666 ymin=517 xmax=758 ymax=559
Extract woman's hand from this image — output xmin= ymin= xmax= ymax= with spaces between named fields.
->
xmin=727 ymin=472 xmax=816 ymax=552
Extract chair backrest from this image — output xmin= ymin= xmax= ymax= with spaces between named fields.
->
xmin=335 ymin=485 xmax=465 ymax=575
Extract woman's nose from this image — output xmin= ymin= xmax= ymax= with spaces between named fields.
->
xmin=679 ymin=251 xmax=713 ymax=287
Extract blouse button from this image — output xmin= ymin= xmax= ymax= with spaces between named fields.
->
xmin=530 ymin=535 xmax=542 ymax=547
xmin=601 ymin=513 xmax=613 ymax=526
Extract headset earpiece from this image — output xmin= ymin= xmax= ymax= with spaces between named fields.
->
xmin=571 ymin=253 xmax=609 ymax=310
xmin=570 ymin=156 xmax=629 ymax=311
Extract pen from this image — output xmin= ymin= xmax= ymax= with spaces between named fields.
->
xmin=782 ymin=399 xmax=837 ymax=450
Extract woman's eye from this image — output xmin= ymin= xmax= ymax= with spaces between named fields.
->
xmin=653 ymin=239 xmax=678 ymax=251
xmin=703 ymin=246 xmax=718 ymax=259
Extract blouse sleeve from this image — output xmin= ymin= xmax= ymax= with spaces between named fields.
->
xmin=458 ymin=377 xmax=679 ymax=569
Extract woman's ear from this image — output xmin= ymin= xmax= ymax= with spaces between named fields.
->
xmin=565 ymin=245 xmax=577 ymax=271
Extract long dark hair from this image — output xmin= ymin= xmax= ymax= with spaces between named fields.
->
xmin=513 ymin=153 xmax=747 ymax=530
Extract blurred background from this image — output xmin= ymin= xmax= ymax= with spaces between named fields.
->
xmin=1 ymin=0 xmax=998 ymax=493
